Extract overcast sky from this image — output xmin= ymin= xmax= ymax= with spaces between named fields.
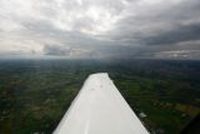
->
xmin=0 ymin=0 xmax=200 ymax=59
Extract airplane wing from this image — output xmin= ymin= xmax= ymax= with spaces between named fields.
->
xmin=53 ymin=73 xmax=149 ymax=134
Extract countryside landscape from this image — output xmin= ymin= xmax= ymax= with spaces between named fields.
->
xmin=0 ymin=59 xmax=199 ymax=134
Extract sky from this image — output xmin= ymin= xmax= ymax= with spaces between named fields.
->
xmin=0 ymin=0 xmax=200 ymax=59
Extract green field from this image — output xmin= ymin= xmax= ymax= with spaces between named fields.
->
xmin=0 ymin=59 xmax=199 ymax=134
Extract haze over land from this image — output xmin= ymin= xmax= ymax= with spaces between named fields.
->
xmin=0 ymin=0 xmax=200 ymax=59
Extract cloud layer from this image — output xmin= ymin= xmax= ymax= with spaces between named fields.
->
xmin=0 ymin=0 xmax=200 ymax=59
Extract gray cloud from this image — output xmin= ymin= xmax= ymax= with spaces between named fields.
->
xmin=44 ymin=45 xmax=71 ymax=56
xmin=0 ymin=0 xmax=200 ymax=59
xmin=143 ymin=23 xmax=200 ymax=45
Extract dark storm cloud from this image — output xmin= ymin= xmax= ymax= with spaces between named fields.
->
xmin=144 ymin=23 xmax=200 ymax=45
xmin=108 ymin=0 xmax=200 ymax=41
xmin=44 ymin=45 xmax=71 ymax=56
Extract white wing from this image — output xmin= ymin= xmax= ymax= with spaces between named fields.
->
xmin=54 ymin=73 xmax=149 ymax=134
